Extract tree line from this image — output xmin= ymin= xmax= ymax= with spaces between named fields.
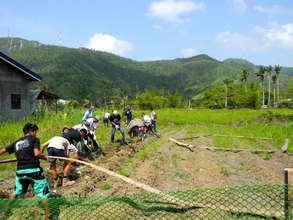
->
xmin=63 ymin=63 xmax=293 ymax=110
xmin=196 ymin=64 xmax=291 ymax=109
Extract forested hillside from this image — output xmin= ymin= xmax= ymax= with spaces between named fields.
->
xmin=0 ymin=37 xmax=292 ymax=104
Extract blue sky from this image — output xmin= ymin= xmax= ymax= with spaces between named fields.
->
xmin=1 ymin=0 xmax=293 ymax=66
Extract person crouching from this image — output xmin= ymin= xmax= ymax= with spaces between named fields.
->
xmin=41 ymin=136 xmax=75 ymax=188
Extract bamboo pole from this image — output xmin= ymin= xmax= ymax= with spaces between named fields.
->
xmin=0 ymin=158 xmax=17 ymax=164
xmin=0 ymin=156 xmax=284 ymax=218
xmin=47 ymin=156 xmax=284 ymax=218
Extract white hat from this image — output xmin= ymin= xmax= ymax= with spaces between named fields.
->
xmin=94 ymin=115 xmax=100 ymax=121
xmin=113 ymin=110 xmax=118 ymax=115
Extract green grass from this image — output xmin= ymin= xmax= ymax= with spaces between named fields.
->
xmin=239 ymin=161 xmax=247 ymax=170
xmin=220 ymin=166 xmax=229 ymax=176
xmin=117 ymin=167 xmax=130 ymax=177
xmin=98 ymin=182 xmax=111 ymax=190
xmin=1 ymin=107 xmax=293 ymax=177
xmin=152 ymin=162 xmax=159 ymax=169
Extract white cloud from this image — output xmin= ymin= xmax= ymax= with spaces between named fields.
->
xmin=85 ymin=33 xmax=133 ymax=56
xmin=253 ymin=5 xmax=293 ymax=16
xmin=180 ymin=48 xmax=197 ymax=57
xmin=152 ymin=23 xmax=163 ymax=31
xmin=216 ymin=21 xmax=293 ymax=52
xmin=216 ymin=31 xmax=263 ymax=52
xmin=148 ymin=0 xmax=205 ymax=23
xmin=255 ymin=23 xmax=293 ymax=49
xmin=232 ymin=0 xmax=247 ymax=13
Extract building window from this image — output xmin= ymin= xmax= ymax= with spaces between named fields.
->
xmin=11 ymin=94 xmax=21 ymax=109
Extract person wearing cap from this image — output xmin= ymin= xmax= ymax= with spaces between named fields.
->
xmin=62 ymin=126 xmax=88 ymax=161
xmin=142 ymin=112 xmax=160 ymax=138
xmin=0 ymin=123 xmax=51 ymax=218
xmin=109 ymin=110 xmax=127 ymax=144
xmin=86 ymin=115 xmax=100 ymax=140
xmin=82 ymin=106 xmax=94 ymax=122
xmin=72 ymin=121 xmax=103 ymax=156
xmin=62 ymin=127 xmax=87 ymax=145
xmin=41 ymin=136 xmax=76 ymax=188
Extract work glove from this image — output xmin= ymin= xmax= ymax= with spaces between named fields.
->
xmin=93 ymin=135 xmax=96 ymax=140
xmin=115 ymin=125 xmax=119 ymax=130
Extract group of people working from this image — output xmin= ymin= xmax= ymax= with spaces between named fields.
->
xmin=0 ymin=106 xmax=159 ymax=217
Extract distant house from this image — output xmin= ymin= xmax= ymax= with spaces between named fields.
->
xmin=0 ymin=52 xmax=42 ymax=121
xmin=30 ymin=89 xmax=61 ymax=113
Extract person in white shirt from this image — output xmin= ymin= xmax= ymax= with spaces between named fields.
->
xmin=103 ymin=112 xmax=110 ymax=127
xmin=72 ymin=123 xmax=89 ymax=134
xmin=41 ymin=136 xmax=76 ymax=187
xmin=65 ymin=119 xmax=103 ymax=157
xmin=86 ymin=115 xmax=100 ymax=139
xmin=142 ymin=112 xmax=160 ymax=138
xmin=150 ymin=107 xmax=157 ymax=132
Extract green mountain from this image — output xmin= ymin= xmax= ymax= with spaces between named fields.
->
xmin=0 ymin=37 xmax=292 ymax=102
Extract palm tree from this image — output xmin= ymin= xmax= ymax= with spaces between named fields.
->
xmin=223 ymin=78 xmax=234 ymax=108
xmin=265 ymin=65 xmax=272 ymax=106
xmin=274 ymin=65 xmax=281 ymax=103
xmin=239 ymin=69 xmax=249 ymax=91
xmin=272 ymin=75 xmax=277 ymax=107
xmin=255 ymin=66 xmax=266 ymax=107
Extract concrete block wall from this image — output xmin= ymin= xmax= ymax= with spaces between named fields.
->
xmin=0 ymin=59 xmax=31 ymax=121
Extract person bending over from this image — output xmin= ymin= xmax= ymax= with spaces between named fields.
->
xmin=41 ymin=136 xmax=76 ymax=188
xmin=142 ymin=112 xmax=160 ymax=138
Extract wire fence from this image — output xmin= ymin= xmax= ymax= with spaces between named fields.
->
xmin=0 ymin=184 xmax=292 ymax=219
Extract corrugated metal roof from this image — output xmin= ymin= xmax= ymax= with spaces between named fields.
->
xmin=0 ymin=51 xmax=42 ymax=81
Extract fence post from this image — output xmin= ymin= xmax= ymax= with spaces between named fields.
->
xmin=284 ymin=168 xmax=292 ymax=220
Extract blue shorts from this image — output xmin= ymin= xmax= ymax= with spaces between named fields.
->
xmin=14 ymin=168 xmax=51 ymax=199
xmin=47 ymin=147 xmax=68 ymax=163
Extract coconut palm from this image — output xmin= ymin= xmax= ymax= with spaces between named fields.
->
xmin=272 ymin=75 xmax=277 ymax=107
xmin=223 ymin=78 xmax=234 ymax=108
xmin=239 ymin=69 xmax=249 ymax=91
xmin=274 ymin=65 xmax=281 ymax=103
xmin=255 ymin=66 xmax=266 ymax=107
xmin=265 ymin=65 xmax=272 ymax=106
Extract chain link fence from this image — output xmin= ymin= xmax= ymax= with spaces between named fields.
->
xmin=0 ymin=184 xmax=292 ymax=219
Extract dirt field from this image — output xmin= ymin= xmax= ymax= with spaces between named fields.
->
xmin=46 ymin=126 xmax=293 ymax=198
xmin=1 ymin=125 xmax=292 ymax=199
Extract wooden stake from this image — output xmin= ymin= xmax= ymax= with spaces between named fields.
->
xmin=169 ymin=137 xmax=194 ymax=152
xmin=169 ymin=137 xmax=281 ymax=154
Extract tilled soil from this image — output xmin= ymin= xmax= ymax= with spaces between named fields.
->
xmin=1 ymin=127 xmax=293 ymax=198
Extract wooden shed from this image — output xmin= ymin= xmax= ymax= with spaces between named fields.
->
xmin=30 ymin=90 xmax=61 ymax=114
xmin=0 ymin=51 xmax=42 ymax=121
